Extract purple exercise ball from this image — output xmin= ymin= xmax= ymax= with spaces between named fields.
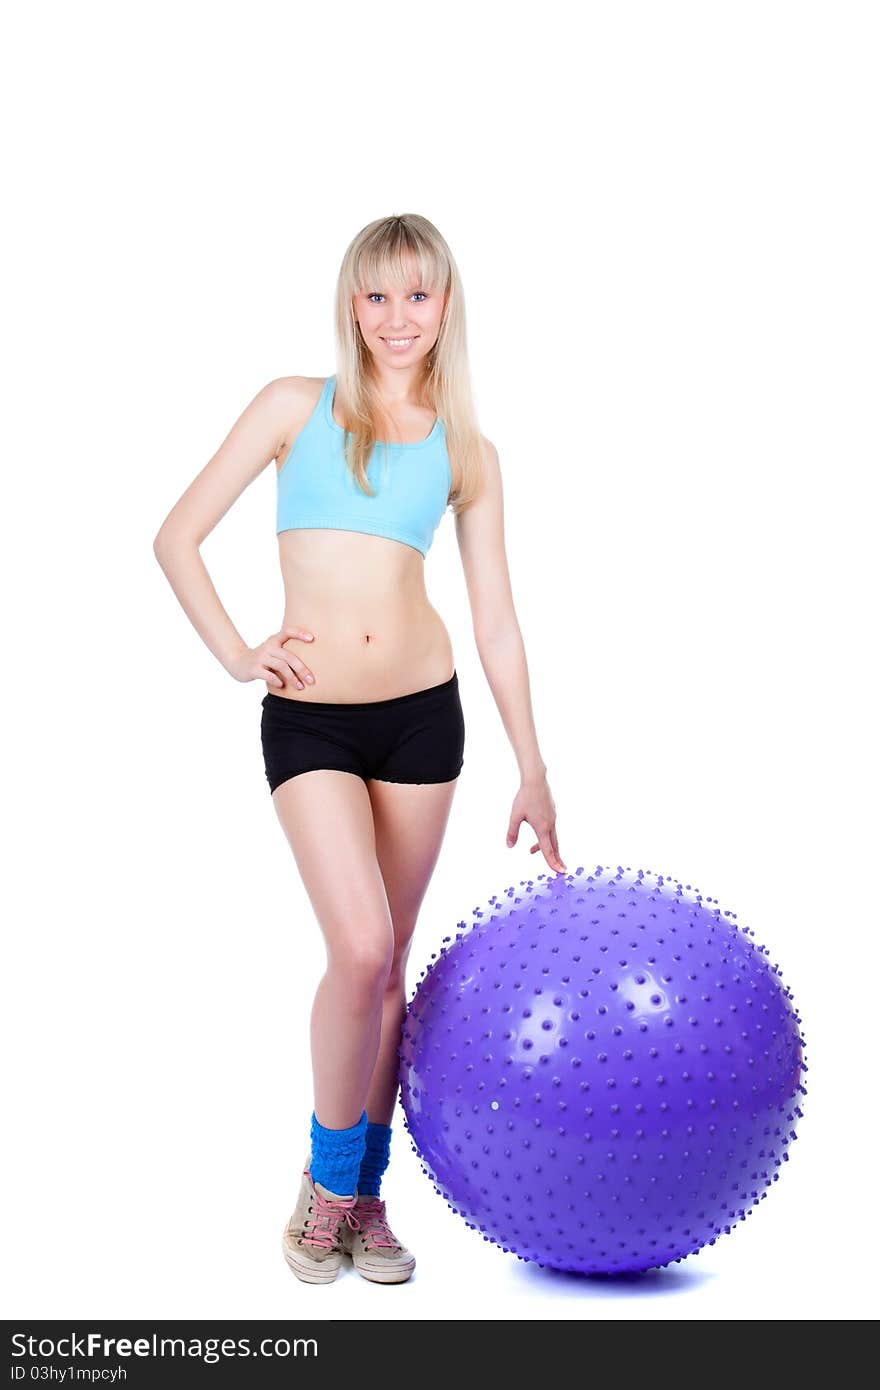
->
xmin=399 ymin=864 xmax=806 ymax=1275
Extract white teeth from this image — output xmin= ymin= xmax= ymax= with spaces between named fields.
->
xmin=383 ymin=337 xmax=416 ymax=346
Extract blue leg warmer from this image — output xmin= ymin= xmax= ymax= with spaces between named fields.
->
xmin=309 ymin=1110 xmax=367 ymax=1197
xmin=357 ymin=1121 xmax=393 ymax=1197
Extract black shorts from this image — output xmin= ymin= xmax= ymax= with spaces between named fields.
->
xmin=260 ymin=669 xmax=465 ymax=795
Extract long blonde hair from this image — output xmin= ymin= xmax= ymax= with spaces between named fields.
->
xmin=332 ymin=213 xmax=485 ymax=514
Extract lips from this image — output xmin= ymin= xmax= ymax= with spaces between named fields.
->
xmin=380 ymin=335 xmax=420 ymax=352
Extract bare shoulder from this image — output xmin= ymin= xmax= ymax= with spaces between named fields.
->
xmin=479 ymin=434 xmax=500 ymax=470
xmin=268 ymin=374 xmax=328 ymax=463
xmin=265 ymin=373 xmax=326 ymax=412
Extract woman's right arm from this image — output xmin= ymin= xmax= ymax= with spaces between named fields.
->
xmin=153 ymin=376 xmax=315 ymax=689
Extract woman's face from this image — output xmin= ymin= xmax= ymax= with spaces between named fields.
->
xmin=354 ymin=260 xmax=445 ymax=370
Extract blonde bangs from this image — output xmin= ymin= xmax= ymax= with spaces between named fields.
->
xmin=353 ymin=233 xmax=448 ymax=299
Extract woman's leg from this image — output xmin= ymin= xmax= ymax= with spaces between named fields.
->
xmin=363 ymin=777 xmax=460 ymax=1125
xmin=270 ymin=768 xmax=395 ymax=1129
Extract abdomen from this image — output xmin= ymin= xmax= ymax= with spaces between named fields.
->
xmin=274 ymin=530 xmax=455 ymax=702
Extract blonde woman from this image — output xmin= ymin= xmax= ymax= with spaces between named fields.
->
xmin=153 ymin=213 xmax=566 ymax=1286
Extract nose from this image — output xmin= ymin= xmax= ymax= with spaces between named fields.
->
xmin=384 ymin=304 xmax=416 ymax=331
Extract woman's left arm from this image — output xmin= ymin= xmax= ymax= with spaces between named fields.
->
xmin=454 ymin=437 xmax=567 ymax=875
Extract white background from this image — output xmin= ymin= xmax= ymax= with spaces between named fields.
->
xmin=3 ymin=0 xmax=877 ymax=1322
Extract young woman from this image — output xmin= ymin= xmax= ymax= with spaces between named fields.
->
xmin=153 ymin=213 xmax=566 ymax=1286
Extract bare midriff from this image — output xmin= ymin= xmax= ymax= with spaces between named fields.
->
xmin=272 ymin=527 xmax=455 ymax=703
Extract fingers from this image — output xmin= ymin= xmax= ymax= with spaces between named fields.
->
xmin=545 ymin=836 xmax=567 ymax=874
xmin=258 ymin=664 xmax=285 ymax=688
xmin=510 ymin=807 xmax=566 ymax=874
xmin=550 ymin=826 xmax=567 ymax=873
xmin=269 ymin=647 xmax=314 ymax=687
xmin=525 ymin=828 xmax=566 ymax=874
xmin=264 ymin=656 xmax=311 ymax=691
xmin=262 ymin=658 xmax=296 ymax=689
xmin=273 ymin=632 xmax=316 ymax=686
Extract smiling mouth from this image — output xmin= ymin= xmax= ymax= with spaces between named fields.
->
xmin=380 ymin=336 xmax=420 ymax=348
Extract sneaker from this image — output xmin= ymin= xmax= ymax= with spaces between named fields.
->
xmin=341 ymin=1195 xmax=416 ymax=1284
xmin=281 ymin=1167 xmax=360 ymax=1285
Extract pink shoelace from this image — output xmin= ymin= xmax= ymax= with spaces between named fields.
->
xmin=353 ymin=1196 xmax=400 ymax=1251
xmin=301 ymin=1187 xmax=360 ymax=1253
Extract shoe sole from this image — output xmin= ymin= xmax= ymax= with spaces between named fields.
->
xmin=349 ymin=1255 xmax=416 ymax=1284
xmin=281 ymin=1232 xmax=341 ymax=1284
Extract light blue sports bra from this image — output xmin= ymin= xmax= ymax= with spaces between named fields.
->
xmin=276 ymin=375 xmax=452 ymax=557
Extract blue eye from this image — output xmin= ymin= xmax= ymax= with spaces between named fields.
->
xmin=367 ymin=292 xmax=428 ymax=303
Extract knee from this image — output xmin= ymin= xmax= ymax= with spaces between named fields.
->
xmin=328 ymin=935 xmax=394 ymax=1001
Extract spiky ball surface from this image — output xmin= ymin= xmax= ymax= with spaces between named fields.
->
xmin=399 ymin=865 xmax=806 ymax=1274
